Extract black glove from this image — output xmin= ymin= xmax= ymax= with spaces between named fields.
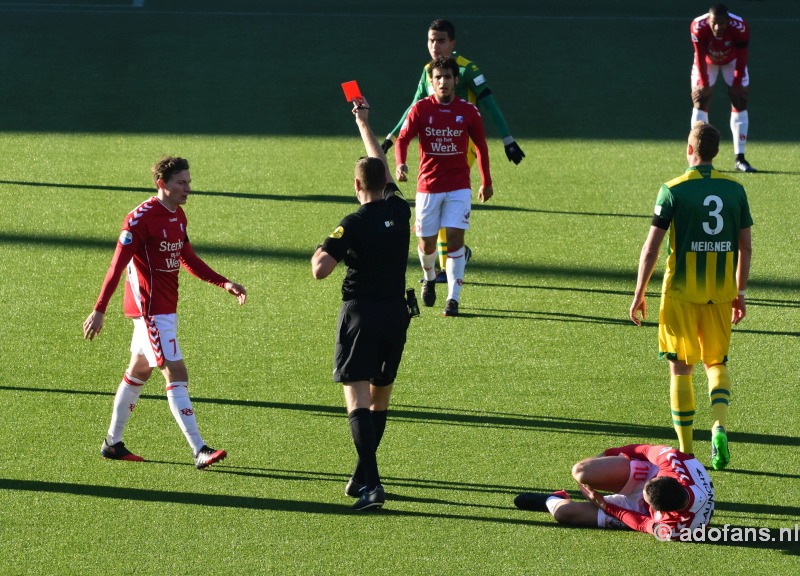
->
xmin=381 ymin=138 xmax=394 ymax=154
xmin=504 ymin=141 xmax=525 ymax=164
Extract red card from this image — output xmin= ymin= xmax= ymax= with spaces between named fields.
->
xmin=341 ymin=80 xmax=362 ymax=102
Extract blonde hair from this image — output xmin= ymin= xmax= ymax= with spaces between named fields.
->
xmin=688 ymin=122 xmax=720 ymax=162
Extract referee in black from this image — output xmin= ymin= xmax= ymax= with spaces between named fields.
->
xmin=312 ymin=95 xmax=411 ymax=511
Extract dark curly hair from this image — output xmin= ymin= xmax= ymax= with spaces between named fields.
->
xmin=152 ymin=156 xmax=190 ymax=185
xmin=427 ymin=55 xmax=459 ymax=80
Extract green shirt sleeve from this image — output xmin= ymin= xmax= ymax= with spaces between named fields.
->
xmin=478 ymin=93 xmax=512 ymax=140
xmin=655 ymin=184 xmax=675 ymax=221
xmin=389 ymin=67 xmax=430 ymax=138
xmin=458 ymin=56 xmax=512 ymax=140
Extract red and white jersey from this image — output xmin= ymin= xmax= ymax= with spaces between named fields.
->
xmin=603 ymin=444 xmax=715 ymax=539
xmin=396 ymin=95 xmax=491 ymax=194
xmin=93 ymin=196 xmax=228 ymax=317
xmin=691 ymin=12 xmax=749 ymax=86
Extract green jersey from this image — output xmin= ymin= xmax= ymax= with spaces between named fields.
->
xmin=389 ymin=51 xmax=511 ymax=139
xmin=655 ymin=165 xmax=753 ymax=304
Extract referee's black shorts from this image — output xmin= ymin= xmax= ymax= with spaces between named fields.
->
xmin=333 ymin=298 xmax=410 ymax=386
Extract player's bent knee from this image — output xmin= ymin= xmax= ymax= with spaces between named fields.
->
xmin=552 ymin=503 xmax=572 ymax=524
xmin=571 ymin=459 xmax=591 ymax=483
xmin=129 ymin=367 xmax=153 ymax=382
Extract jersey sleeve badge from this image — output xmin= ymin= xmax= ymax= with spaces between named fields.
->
xmin=329 ymin=226 xmax=344 ymax=239
xmin=119 ymin=230 xmax=133 ymax=245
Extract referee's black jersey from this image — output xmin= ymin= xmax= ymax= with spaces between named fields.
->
xmin=322 ymin=193 xmax=410 ymax=301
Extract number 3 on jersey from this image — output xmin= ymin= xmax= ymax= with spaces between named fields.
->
xmin=702 ymin=195 xmax=723 ymax=235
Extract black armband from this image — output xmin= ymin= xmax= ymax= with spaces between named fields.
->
xmin=651 ymin=214 xmax=671 ymax=230
xmin=476 ymin=88 xmax=493 ymax=101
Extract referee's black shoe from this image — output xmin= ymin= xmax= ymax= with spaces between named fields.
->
xmin=352 ymin=484 xmax=385 ymax=511
xmin=345 ymin=477 xmax=365 ymax=498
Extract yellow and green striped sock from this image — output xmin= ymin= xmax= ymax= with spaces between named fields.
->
xmin=437 ymin=228 xmax=448 ymax=270
xmin=707 ymin=364 xmax=731 ymax=430
xmin=670 ymin=374 xmax=696 ymax=454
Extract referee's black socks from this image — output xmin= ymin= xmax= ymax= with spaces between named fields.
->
xmin=348 ymin=408 xmax=380 ymax=489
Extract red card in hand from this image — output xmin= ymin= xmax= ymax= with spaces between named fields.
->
xmin=341 ymin=80 xmax=362 ymax=102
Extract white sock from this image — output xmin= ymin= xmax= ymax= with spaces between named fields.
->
xmin=545 ymin=495 xmax=564 ymax=515
xmin=446 ymin=247 xmax=466 ymax=302
xmin=107 ymin=373 xmax=146 ymax=445
xmin=166 ymin=383 xmax=204 ymax=454
xmin=418 ymin=246 xmax=437 ymax=282
xmin=691 ymin=109 xmax=709 ymax=125
xmin=730 ymin=109 xmax=748 ymax=155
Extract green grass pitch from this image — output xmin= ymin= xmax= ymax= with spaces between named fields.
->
xmin=0 ymin=1 xmax=798 ymax=574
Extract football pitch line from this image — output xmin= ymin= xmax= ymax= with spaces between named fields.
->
xmin=0 ymin=3 xmax=797 ymax=23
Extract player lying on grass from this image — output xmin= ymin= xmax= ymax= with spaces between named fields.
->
xmin=514 ymin=444 xmax=714 ymax=541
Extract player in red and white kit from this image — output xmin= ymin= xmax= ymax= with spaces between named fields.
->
xmin=83 ymin=156 xmax=247 ymax=469
xmin=691 ymin=4 xmax=756 ymax=172
xmin=514 ymin=444 xmax=715 ymax=541
xmin=395 ymin=55 xmax=492 ymax=317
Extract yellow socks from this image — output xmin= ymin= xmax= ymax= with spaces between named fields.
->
xmin=707 ymin=364 xmax=731 ymax=430
xmin=437 ymin=228 xmax=448 ymax=270
xmin=670 ymin=374 xmax=696 ymax=454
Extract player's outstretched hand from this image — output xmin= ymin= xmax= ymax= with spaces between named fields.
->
xmin=478 ymin=184 xmax=493 ymax=203
xmin=504 ymin=141 xmax=525 ymax=164
xmin=225 ymin=282 xmax=247 ymax=305
xmin=732 ymin=294 xmax=746 ymax=325
xmin=630 ymin=296 xmax=646 ymax=326
xmin=381 ymin=137 xmax=394 ymax=154
xmin=83 ymin=310 xmax=105 ymax=341
xmin=691 ymin=86 xmax=712 ymax=106
xmin=579 ymin=483 xmax=607 ymax=511
xmin=396 ymin=164 xmax=408 ymax=183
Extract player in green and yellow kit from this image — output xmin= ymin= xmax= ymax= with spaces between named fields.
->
xmin=630 ymin=122 xmax=753 ymax=471
xmin=381 ymin=19 xmax=524 ymax=290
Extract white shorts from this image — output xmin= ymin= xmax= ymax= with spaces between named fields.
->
xmin=597 ymin=459 xmax=659 ymax=529
xmin=414 ymin=189 xmax=472 ymax=238
xmin=691 ymin=60 xmax=749 ymax=88
xmin=131 ymin=314 xmax=181 ymax=368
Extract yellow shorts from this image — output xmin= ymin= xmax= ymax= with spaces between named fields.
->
xmin=658 ymin=294 xmax=732 ymax=365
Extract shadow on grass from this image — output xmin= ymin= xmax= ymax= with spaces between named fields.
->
xmin=473 ymin=282 xmax=800 ymax=311
xmin=3 ymin=229 xmax=800 ymax=297
xmin=5 ymin=230 xmax=800 ymax=296
xmin=3 ymin=478 xmax=794 ymax=552
xmin=0 ymin=180 xmax=357 ymax=206
xmin=2 ymin=386 xmax=799 ymax=448
xmin=0 ymin=478 xmax=552 ymax=526
xmin=1 ymin=179 xmax=646 ymax=217
xmin=464 ymin=307 xmax=633 ymax=326
xmin=462 ymin=306 xmax=800 ymax=336
xmin=213 ymin=466 xmax=537 ymax=497
xmin=720 ymin=468 xmax=800 ymax=481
